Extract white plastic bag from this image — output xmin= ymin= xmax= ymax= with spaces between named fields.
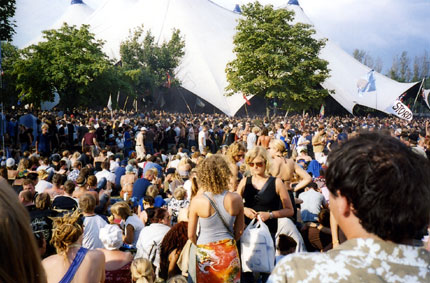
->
xmin=240 ymin=216 xmax=275 ymax=273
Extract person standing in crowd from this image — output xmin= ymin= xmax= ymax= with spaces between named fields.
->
xmin=82 ymin=127 xmax=100 ymax=156
xmin=136 ymin=127 xmax=147 ymax=161
xmin=43 ymin=211 xmax=106 ymax=283
xmin=312 ymin=124 xmax=326 ymax=164
xmin=237 ymin=146 xmax=294 ymax=282
xmin=198 ymin=125 xmax=208 ymax=153
xmin=188 ymin=155 xmax=244 ymax=283
xmin=36 ymin=124 xmax=52 ymax=157
xmin=269 ymin=132 xmax=430 ymax=282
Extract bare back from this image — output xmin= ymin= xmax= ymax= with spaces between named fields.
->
xmin=43 ymin=249 xmax=105 ymax=283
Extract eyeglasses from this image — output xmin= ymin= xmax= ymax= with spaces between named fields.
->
xmin=248 ymin=162 xmax=265 ymax=168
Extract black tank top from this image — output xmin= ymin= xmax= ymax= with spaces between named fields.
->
xmin=243 ymin=176 xmax=280 ymax=234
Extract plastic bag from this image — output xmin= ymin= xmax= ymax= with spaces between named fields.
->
xmin=240 ymin=216 xmax=275 ymax=273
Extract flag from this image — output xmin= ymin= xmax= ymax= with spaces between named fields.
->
xmin=399 ymin=92 xmax=407 ymax=102
xmin=385 ymin=99 xmax=413 ymax=122
xmin=166 ymin=72 xmax=171 ymax=88
xmin=107 ymin=94 xmax=112 ymax=111
xmin=243 ymin=94 xmax=251 ymax=106
xmin=196 ymin=98 xmax=205 ymax=108
xmin=116 ymin=91 xmax=120 ymax=105
xmin=319 ymin=104 xmax=325 ymax=119
xmin=422 ymin=89 xmax=430 ymax=110
xmin=357 ymin=70 xmax=376 ymax=97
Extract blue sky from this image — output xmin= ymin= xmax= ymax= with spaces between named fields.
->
xmin=13 ymin=0 xmax=430 ymax=74
xmin=213 ymin=0 xmax=430 ymax=74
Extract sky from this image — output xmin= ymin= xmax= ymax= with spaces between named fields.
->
xmin=212 ymin=0 xmax=430 ymax=74
xmin=12 ymin=0 xmax=430 ymax=74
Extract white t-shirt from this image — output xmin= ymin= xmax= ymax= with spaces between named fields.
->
xmin=296 ymin=135 xmax=308 ymax=153
xmin=135 ymin=223 xmax=171 ymax=268
xmin=198 ymin=130 xmax=206 ymax=147
xmin=35 ymin=180 xmax=52 ymax=194
xmin=95 ymin=169 xmax=116 ymax=184
xmin=298 ymin=189 xmax=326 ymax=216
xmin=247 ymin=132 xmax=257 ymax=150
xmin=82 ymin=215 xmax=107 ymax=249
xmin=125 ymin=214 xmax=145 ymax=246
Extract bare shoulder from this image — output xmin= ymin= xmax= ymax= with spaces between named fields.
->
xmin=86 ymin=249 xmax=105 ymax=263
xmin=42 ymin=254 xmax=61 ymax=266
xmin=226 ymin=191 xmax=244 ymax=207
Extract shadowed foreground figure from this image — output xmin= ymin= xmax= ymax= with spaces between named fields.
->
xmin=269 ymin=131 xmax=430 ymax=283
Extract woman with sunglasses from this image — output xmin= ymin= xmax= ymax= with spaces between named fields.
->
xmin=237 ymin=146 xmax=294 ymax=281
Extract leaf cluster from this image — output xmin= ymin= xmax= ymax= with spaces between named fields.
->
xmin=0 ymin=0 xmax=17 ymax=41
xmin=225 ymin=2 xmax=330 ymax=111
xmin=119 ymin=25 xmax=185 ymax=96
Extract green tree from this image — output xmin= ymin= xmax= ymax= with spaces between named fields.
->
xmin=0 ymin=0 xmax=16 ymax=40
xmin=225 ymin=2 xmax=330 ymax=112
xmin=119 ymin=25 xmax=185 ymax=99
xmin=13 ymin=24 xmax=119 ymax=107
xmin=0 ymin=41 xmax=19 ymax=105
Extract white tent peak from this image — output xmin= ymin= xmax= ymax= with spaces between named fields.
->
xmin=288 ymin=0 xmax=300 ymax=6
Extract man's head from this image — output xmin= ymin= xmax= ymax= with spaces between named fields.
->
xmin=326 ymin=131 xmax=430 ymax=243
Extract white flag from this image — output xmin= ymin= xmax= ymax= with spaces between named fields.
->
xmin=107 ymin=94 xmax=112 ymax=111
xmin=422 ymin=89 xmax=430 ymax=110
xmin=385 ymin=99 xmax=413 ymax=121
xmin=357 ymin=70 xmax=376 ymax=97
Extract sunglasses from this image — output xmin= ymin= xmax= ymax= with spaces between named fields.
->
xmin=248 ymin=162 xmax=265 ymax=168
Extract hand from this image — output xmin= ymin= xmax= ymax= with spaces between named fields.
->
xmin=258 ymin=211 xmax=271 ymax=222
xmin=244 ymin=207 xmax=258 ymax=219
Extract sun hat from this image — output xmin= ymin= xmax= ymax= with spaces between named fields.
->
xmin=99 ymin=224 xmax=123 ymax=250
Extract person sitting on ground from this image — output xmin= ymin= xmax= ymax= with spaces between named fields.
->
xmin=300 ymin=208 xmax=332 ymax=252
xmin=275 ymin=234 xmax=297 ymax=264
xmin=80 ymin=194 xmax=107 ymax=250
xmin=168 ymin=186 xmax=189 ymax=225
xmin=19 ymin=189 xmax=36 ymax=211
xmin=110 ymin=201 xmax=144 ymax=246
xmin=269 ymin=131 xmax=430 ymax=282
xmin=120 ymin=164 xmax=137 ymax=199
xmin=131 ymin=258 xmax=155 ymax=283
xmin=298 ymin=182 xmax=327 ymax=223
xmin=98 ymin=224 xmax=134 ymax=283
xmin=45 ymin=174 xmax=65 ymax=200
xmin=43 ymin=211 xmax=105 ymax=283
xmin=52 ymin=180 xmax=78 ymax=211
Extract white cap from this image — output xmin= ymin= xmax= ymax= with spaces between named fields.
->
xmin=99 ymin=225 xmax=123 ymax=250
xmin=6 ymin=158 xmax=15 ymax=167
xmin=141 ymin=127 xmax=147 ymax=131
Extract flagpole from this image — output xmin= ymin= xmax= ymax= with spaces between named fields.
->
xmin=413 ymin=78 xmax=425 ymax=111
xmin=0 ymin=41 xmax=4 ymax=156
xmin=123 ymin=96 xmax=129 ymax=111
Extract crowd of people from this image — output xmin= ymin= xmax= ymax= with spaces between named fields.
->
xmin=0 ymin=108 xmax=429 ymax=283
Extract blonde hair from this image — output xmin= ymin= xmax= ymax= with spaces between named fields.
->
xmin=269 ymin=139 xmax=286 ymax=154
xmin=226 ymin=141 xmax=245 ymax=162
xmin=0 ymin=182 xmax=47 ymax=283
xmin=50 ymin=211 xmax=83 ymax=256
xmin=146 ymin=185 xmax=159 ymax=199
xmin=245 ymin=146 xmax=271 ymax=174
xmin=196 ymin=154 xmax=232 ymax=194
xmin=131 ymin=258 xmax=155 ymax=283
xmin=173 ymin=186 xmax=186 ymax=200
xmin=110 ymin=201 xmax=132 ymax=220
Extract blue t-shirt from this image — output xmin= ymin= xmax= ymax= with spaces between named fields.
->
xmin=124 ymin=131 xmax=132 ymax=148
xmin=132 ymin=178 xmax=151 ymax=200
xmin=114 ymin=166 xmax=126 ymax=188
xmin=142 ymin=162 xmax=163 ymax=178
xmin=37 ymin=133 xmax=51 ymax=153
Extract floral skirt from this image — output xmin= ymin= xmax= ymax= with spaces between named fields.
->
xmin=196 ymin=239 xmax=240 ymax=283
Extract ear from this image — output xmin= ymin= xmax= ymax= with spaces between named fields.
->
xmin=336 ymin=190 xmax=352 ymax=217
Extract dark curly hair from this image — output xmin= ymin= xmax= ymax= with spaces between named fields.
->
xmin=325 ymin=131 xmax=430 ymax=243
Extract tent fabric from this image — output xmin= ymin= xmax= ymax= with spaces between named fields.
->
xmin=14 ymin=0 xmax=420 ymax=117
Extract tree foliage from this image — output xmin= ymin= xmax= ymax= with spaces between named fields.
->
xmin=12 ymin=24 xmax=120 ymax=107
xmin=0 ymin=41 xmax=19 ymax=105
xmin=0 ymin=0 xmax=16 ymax=40
xmin=225 ymin=2 xmax=330 ymax=111
xmin=119 ymin=25 xmax=185 ymax=97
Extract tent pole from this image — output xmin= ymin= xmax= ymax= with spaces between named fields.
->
xmin=413 ymin=78 xmax=425 ymax=111
xmin=176 ymin=86 xmax=193 ymax=115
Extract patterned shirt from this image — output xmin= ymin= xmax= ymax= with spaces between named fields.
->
xmin=268 ymin=238 xmax=430 ymax=283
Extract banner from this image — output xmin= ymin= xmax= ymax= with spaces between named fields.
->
xmin=385 ymin=99 xmax=413 ymax=121
xmin=357 ymin=70 xmax=376 ymax=97
xmin=319 ymin=104 xmax=325 ymax=119
xmin=243 ymin=94 xmax=251 ymax=106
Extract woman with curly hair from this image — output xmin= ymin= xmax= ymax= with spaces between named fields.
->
xmin=188 ymin=154 xmax=244 ymax=283
xmin=42 ymin=211 xmax=106 ymax=283
xmin=225 ymin=141 xmax=246 ymax=191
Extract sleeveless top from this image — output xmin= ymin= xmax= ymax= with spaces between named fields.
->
xmin=243 ymin=176 xmax=280 ymax=234
xmin=197 ymin=191 xmax=236 ymax=245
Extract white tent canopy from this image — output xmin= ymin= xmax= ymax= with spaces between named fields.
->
xmin=14 ymin=0 xmax=420 ymax=117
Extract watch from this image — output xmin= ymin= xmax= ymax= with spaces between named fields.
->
xmin=269 ymin=211 xmax=274 ymax=219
